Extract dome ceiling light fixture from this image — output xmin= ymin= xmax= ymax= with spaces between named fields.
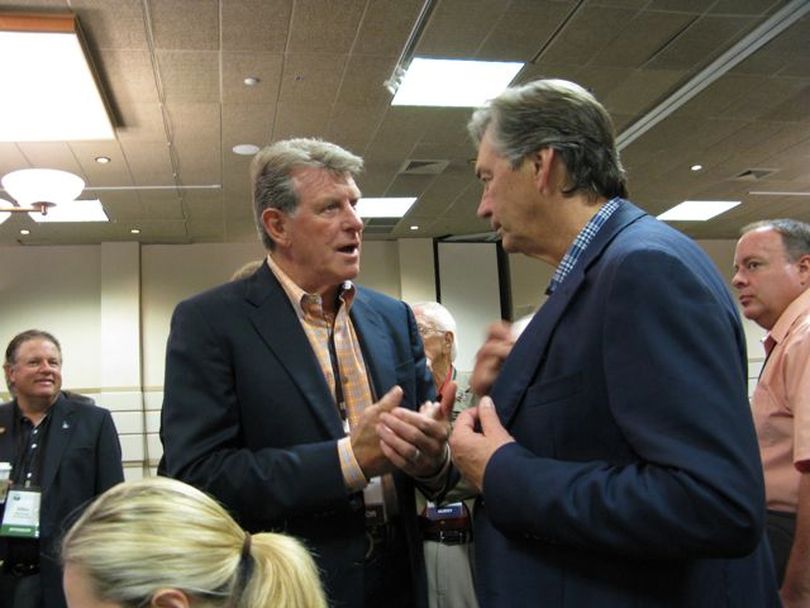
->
xmin=0 ymin=168 xmax=109 ymax=225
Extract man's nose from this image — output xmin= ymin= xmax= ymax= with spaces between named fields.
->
xmin=477 ymin=195 xmax=490 ymax=218
xmin=731 ymin=270 xmax=745 ymax=289
xmin=344 ymin=204 xmax=363 ymax=230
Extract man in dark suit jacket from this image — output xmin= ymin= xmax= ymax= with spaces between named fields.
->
xmin=450 ymin=79 xmax=780 ymax=607
xmin=0 ymin=329 xmax=123 ymax=608
xmin=160 ymin=138 xmax=453 ymax=608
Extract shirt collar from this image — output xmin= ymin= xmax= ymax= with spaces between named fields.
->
xmin=546 ymin=197 xmax=622 ymax=295
xmin=766 ymin=287 xmax=810 ymax=345
xmin=266 ymin=254 xmax=356 ymax=320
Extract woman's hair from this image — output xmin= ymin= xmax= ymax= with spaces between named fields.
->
xmin=61 ymin=477 xmax=327 ymax=608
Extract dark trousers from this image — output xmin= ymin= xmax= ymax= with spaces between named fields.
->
xmin=0 ymin=572 xmax=42 ymax=608
xmin=766 ymin=509 xmax=796 ymax=586
xmin=363 ymin=522 xmax=414 ymax=608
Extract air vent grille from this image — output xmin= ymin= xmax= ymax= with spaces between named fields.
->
xmin=734 ymin=168 xmax=778 ymax=181
xmin=398 ymin=159 xmax=449 ymax=175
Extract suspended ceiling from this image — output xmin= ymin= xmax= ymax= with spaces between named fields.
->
xmin=0 ymin=0 xmax=808 ymax=246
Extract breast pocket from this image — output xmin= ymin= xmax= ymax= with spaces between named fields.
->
xmin=525 ymin=372 xmax=583 ymax=408
xmin=516 ymin=372 xmax=584 ymax=456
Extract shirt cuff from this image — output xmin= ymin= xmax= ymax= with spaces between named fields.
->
xmin=338 ymin=436 xmax=368 ymax=492
xmin=412 ymin=443 xmax=451 ymax=494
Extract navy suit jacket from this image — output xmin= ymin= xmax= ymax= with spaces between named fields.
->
xmin=160 ymin=263 xmax=434 ymax=608
xmin=0 ymin=393 xmax=124 ymax=608
xmin=475 ymin=201 xmax=779 ymax=607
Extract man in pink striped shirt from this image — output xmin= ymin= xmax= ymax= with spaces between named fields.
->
xmin=734 ymin=219 xmax=810 ymax=607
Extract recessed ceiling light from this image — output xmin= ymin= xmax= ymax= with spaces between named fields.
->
xmin=31 ymin=199 xmax=108 ymax=223
xmin=690 ymin=164 xmax=703 ymax=172
xmin=19 ymin=229 xmax=30 ymax=235
xmin=95 ymin=156 xmax=111 ymax=164
xmin=232 ymin=144 xmax=260 ymax=156
xmin=130 ymin=228 xmax=141 ymax=235
xmin=356 ymin=197 xmax=416 ymax=218
xmin=0 ymin=15 xmax=114 ymax=141
xmin=657 ymin=200 xmax=740 ymax=222
xmin=410 ymin=225 xmax=419 ymax=231
xmin=391 ymin=58 xmax=524 ymax=107
xmin=243 ymin=76 xmax=260 ymax=86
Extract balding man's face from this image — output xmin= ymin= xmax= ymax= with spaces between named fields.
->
xmin=8 ymin=338 xmax=62 ymax=406
xmin=732 ymin=228 xmax=810 ymax=330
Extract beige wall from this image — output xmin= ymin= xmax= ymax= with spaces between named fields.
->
xmin=0 ymin=236 xmax=763 ymax=478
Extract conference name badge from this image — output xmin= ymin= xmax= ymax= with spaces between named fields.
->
xmin=0 ymin=488 xmax=41 ymax=538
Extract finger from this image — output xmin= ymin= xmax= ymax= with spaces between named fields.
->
xmin=377 ymin=419 xmax=429 ymax=466
xmin=477 ymin=396 xmax=504 ymax=436
xmin=379 ymin=437 xmax=414 ymax=472
xmin=438 ymin=381 xmax=457 ymax=420
xmin=377 ymin=385 xmax=403 ymax=413
xmin=383 ymin=408 xmax=448 ymax=444
xmin=453 ymin=406 xmax=478 ymax=431
xmin=486 ymin=320 xmax=513 ymax=341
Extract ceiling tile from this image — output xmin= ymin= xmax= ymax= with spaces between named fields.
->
xmin=645 ymin=15 xmax=757 ymax=70
xmin=156 ymin=50 xmax=219 ymax=103
xmin=221 ymin=52 xmax=284 ymax=104
xmin=415 ymin=0 xmax=508 ymax=58
xmin=287 ymin=0 xmax=365 ymax=54
xmin=221 ymin=0 xmax=292 ymax=52
xmin=353 ymin=0 xmax=423 ymax=56
xmin=278 ymin=53 xmax=347 ymax=104
xmin=149 ymin=0 xmax=219 ymax=51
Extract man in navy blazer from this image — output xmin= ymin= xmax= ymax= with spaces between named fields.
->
xmin=160 ymin=139 xmax=453 ymax=608
xmin=0 ymin=329 xmax=123 ymax=608
xmin=450 ymin=79 xmax=780 ymax=607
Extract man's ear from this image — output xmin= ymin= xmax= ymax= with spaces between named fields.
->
xmin=261 ymin=207 xmax=290 ymax=249
xmin=150 ymin=588 xmax=191 ymax=608
xmin=443 ymin=331 xmax=455 ymax=355
xmin=796 ymin=253 xmax=810 ymax=287
xmin=530 ymin=148 xmax=556 ymax=193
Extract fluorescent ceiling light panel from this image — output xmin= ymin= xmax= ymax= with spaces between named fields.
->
xmin=31 ymin=199 xmax=108 ymax=223
xmin=0 ymin=14 xmax=114 ymax=141
xmin=391 ymin=58 xmax=523 ymax=107
xmin=357 ymin=197 xmax=416 ymax=218
xmin=657 ymin=200 xmax=740 ymax=222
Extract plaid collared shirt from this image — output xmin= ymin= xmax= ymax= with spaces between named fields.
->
xmin=546 ymin=197 xmax=621 ymax=295
xmin=266 ymin=255 xmax=371 ymax=491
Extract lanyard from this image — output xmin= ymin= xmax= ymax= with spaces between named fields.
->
xmin=328 ymin=324 xmax=348 ymax=424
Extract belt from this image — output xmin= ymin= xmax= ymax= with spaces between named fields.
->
xmin=422 ymin=529 xmax=471 ymax=545
xmin=419 ymin=513 xmax=472 ymax=545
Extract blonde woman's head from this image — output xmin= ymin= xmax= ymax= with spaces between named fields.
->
xmin=61 ymin=477 xmax=326 ymax=608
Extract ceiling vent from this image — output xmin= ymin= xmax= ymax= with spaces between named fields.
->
xmin=363 ymin=217 xmax=399 ymax=235
xmin=733 ymin=168 xmax=778 ymax=181
xmin=398 ymin=159 xmax=449 ymax=175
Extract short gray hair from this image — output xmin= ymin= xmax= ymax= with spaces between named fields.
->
xmin=468 ymin=78 xmax=627 ymax=200
xmin=250 ymin=138 xmax=364 ymax=250
xmin=411 ymin=301 xmax=458 ymax=362
xmin=741 ymin=219 xmax=810 ymax=262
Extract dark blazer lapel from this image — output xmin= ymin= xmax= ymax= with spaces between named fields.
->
xmin=350 ymin=290 xmax=397 ymax=400
xmin=0 ymin=402 xmax=14 ymax=462
xmin=245 ymin=265 xmax=344 ymax=438
xmin=39 ymin=395 xmax=75 ymax=494
xmin=494 ymin=201 xmax=647 ymax=427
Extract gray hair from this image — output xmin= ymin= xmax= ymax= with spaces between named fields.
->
xmin=468 ymin=78 xmax=627 ymax=200
xmin=411 ymin=301 xmax=458 ymax=362
xmin=741 ymin=219 xmax=810 ymax=262
xmin=250 ymin=138 xmax=364 ymax=250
